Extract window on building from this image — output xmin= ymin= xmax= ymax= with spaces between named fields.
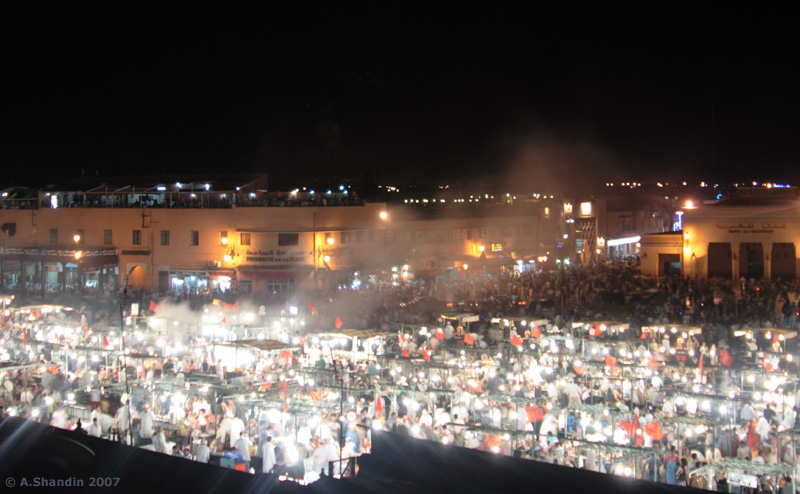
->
xmin=133 ymin=230 xmax=142 ymax=245
xmin=190 ymin=231 xmax=199 ymax=246
xmin=467 ymin=229 xmax=473 ymax=240
xmin=219 ymin=231 xmax=228 ymax=245
xmin=161 ymin=230 xmax=170 ymax=246
xmin=278 ymin=233 xmax=299 ymax=246
xmin=239 ymin=281 xmax=252 ymax=294
xmin=75 ymin=229 xmax=85 ymax=244
xmin=49 ymin=228 xmax=58 ymax=244
xmin=340 ymin=231 xmax=349 ymax=244
xmin=356 ymin=231 xmax=364 ymax=243
xmin=240 ymin=232 xmax=251 ymax=246
xmin=325 ymin=232 xmax=332 ymax=243
xmin=368 ymin=230 xmax=374 ymax=242
xmin=104 ymin=229 xmax=113 ymax=245
xmin=266 ymin=279 xmax=295 ymax=294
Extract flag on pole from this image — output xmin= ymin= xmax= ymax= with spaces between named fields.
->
xmin=530 ymin=324 xmax=541 ymax=339
xmin=308 ymin=301 xmax=317 ymax=312
xmin=721 ymin=349 xmax=733 ymax=367
xmin=698 ymin=353 xmax=703 ymax=373
xmin=221 ymin=317 xmax=227 ymax=325
xmin=464 ymin=333 xmax=475 ymax=345
xmin=644 ymin=421 xmax=663 ymax=441
xmin=375 ymin=396 xmax=384 ymax=417
xmin=401 ymin=348 xmax=410 ymax=358
xmin=573 ymin=361 xmax=584 ymax=375
xmin=511 ymin=334 xmax=523 ymax=347
xmin=103 ymin=336 xmax=110 ymax=348
xmin=149 ymin=301 xmax=159 ymax=313
xmin=335 ymin=317 xmax=343 ymax=329
xmin=605 ymin=353 xmax=617 ymax=369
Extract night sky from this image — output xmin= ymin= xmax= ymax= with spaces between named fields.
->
xmin=2 ymin=6 xmax=799 ymax=191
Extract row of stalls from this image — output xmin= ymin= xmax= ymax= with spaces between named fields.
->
xmin=5 ymin=301 xmax=800 ymax=489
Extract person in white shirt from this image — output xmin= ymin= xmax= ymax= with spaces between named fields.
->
xmin=217 ymin=413 xmax=232 ymax=451
xmin=756 ymin=413 xmax=772 ymax=441
xmin=50 ymin=408 xmax=68 ymax=429
xmin=741 ymin=403 xmax=755 ymax=424
xmin=20 ymin=387 xmax=34 ymax=405
xmin=262 ymin=436 xmax=276 ymax=474
xmin=140 ymin=405 xmax=155 ymax=442
xmin=444 ymin=323 xmax=455 ymax=341
xmin=234 ymin=435 xmax=253 ymax=471
xmin=87 ymin=417 xmax=102 ymax=438
xmin=195 ymin=440 xmax=210 ymax=463
xmin=229 ymin=415 xmax=245 ymax=447
xmin=153 ymin=426 xmax=168 ymax=454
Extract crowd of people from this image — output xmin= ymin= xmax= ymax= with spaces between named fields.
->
xmin=2 ymin=259 xmax=800 ymax=491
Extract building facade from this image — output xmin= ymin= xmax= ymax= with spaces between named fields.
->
xmin=0 ymin=193 xmax=550 ymax=295
xmin=641 ymin=195 xmax=800 ymax=280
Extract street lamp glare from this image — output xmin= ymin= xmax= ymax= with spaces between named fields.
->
xmin=379 ymin=211 xmax=388 ymax=220
xmin=221 ymin=237 xmax=228 ymax=245
xmin=74 ymin=251 xmax=82 ymax=260
xmin=73 ymin=234 xmax=81 ymax=243
xmin=327 ymin=237 xmax=335 ymax=245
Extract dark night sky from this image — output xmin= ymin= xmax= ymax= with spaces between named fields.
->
xmin=2 ymin=5 xmax=799 ymax=190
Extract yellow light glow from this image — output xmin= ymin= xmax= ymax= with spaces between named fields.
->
xmin=379 ymin=211 xmax=388 ymax=220
xmin=463 ymin=264 xmax=469 ymax=270
xmin=224 ymin=254 xmax=232 ymax=262
xmin=221 ymin=237 xmax=228 ymax=245
xmin=73 ymin=234 xmax=81 ymax=243
xmin=324 ymin=255 xmax=330 ymax=262
xmin=74 ymin=251 xmax=82 ymax=260
xmin=327 ymin=237 xmax=334 ymax=245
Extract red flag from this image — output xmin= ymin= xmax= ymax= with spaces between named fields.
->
xmin=149 ymin=301 xmax=159 ymax=313
xmin=221 ymin=317 xmax=227 ymax=325
xmin=285 ymin=300 xmax=290 ymax=310
xmin=308 ymin=301 xmax=317 ymax=312
xmin=698 ymin=354 xmax=703 ymax=373
xmin=335 ymin=317 xmax=343 ymax=329
xmin=721 ymin=349 xmax=733 ymax=367
xmin=511 ymin=334 xmax=523 ymax=347
xmin=640 ymin=329 xmax=648 ymax=340
xmin=33 ymin=309 xmax=40 ymax=319
xmin=648 ymin=357 xmax=659 ymax=369
xmin=573 ymin=361 xmax=584 ymax=375
xmin=530 ymin=325 xmax=541 ymax=339
xmin=464 ymin=333 xmax=475 ymax=345
xmin=620 ymin=420 xmax=634 ymax=436
xmin=435 ymin=328 xmax=445 ymax=340
xmin=281 ymin=350 xmax=293 ymax=365
xmin=633 ymin=415 xmax=644 ymax=446
xmin=375 ymin=396 xmax=384 ymax=416
xmin=424 ymin=350 xmax=431 ymax=361
xmin=605 ymin=353 xmax=617 ymax=369
xmin=764 ymin=359 xmax=774 ymax=373
xmin=220 ymin=301 xmax=239 ymax=312
xmin=103 ymin=336 xmax=110 ymax=348
xmin=310 ymin=390 xmax=321 ymax=401
xmin=484 ymin=434 xmax=502 ymax=449
xmin=284 ymin=399 xmax=290 ymax=413
xmin=23 ymin=330 xmax=28 ymax=347
xmin=259 ymin=383 xmax=272 ymax=392
xmin=644 ymin=421 xmax=663 ymax=441
xmin=401 ymin=348 xmax=410 ymax=358
xmin=525 ymin=406 xmax=543 ymax=423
